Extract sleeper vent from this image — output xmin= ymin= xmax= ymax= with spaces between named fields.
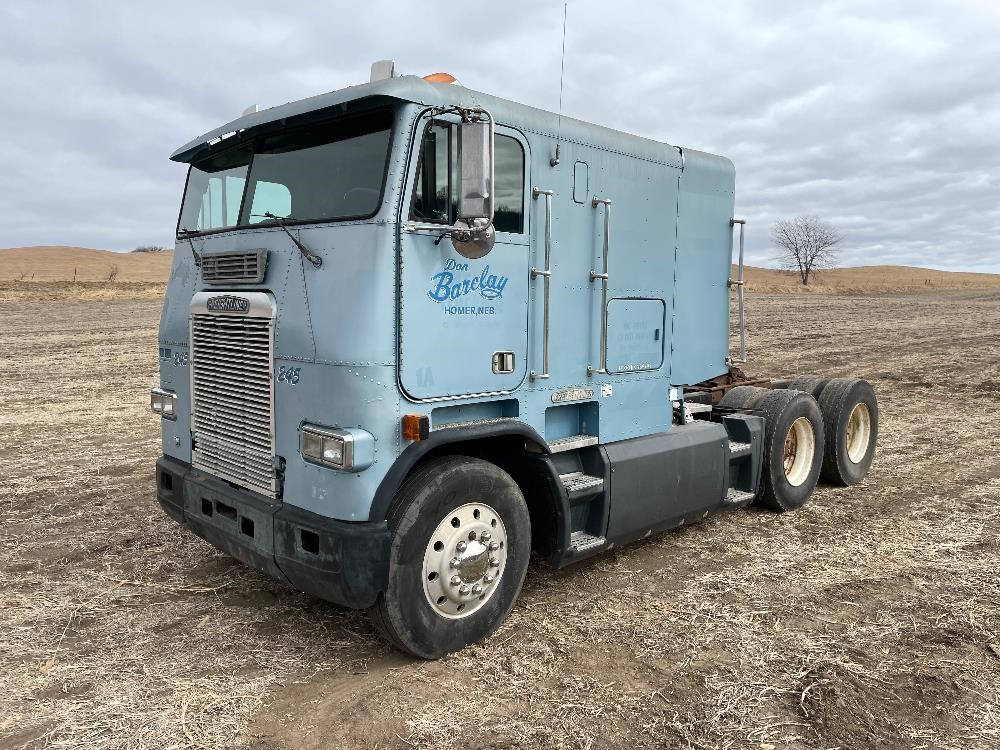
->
xmin=201 ymin=249 xmax=267 ymax=285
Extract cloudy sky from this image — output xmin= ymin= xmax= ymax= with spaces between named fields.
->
xmin=2 ymin=0 xmax=998 ymax=271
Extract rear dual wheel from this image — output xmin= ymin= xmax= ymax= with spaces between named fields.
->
xmin=777 ymin=375 xmax=879 ymax=486
xmin=720 ymin=387 xmax=825 ymax=510
xmin=818 ymin=378 xmax=878 ymax=486
xmin=723 ymin=377 xmax=878 ymax=511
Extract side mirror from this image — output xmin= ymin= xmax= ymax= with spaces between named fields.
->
xmin=452 ymin=114 xmax=496 ymax=259
xmin=458 ymin=120 xmax=493 ymax=222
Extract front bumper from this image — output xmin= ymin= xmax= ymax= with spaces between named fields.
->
xmin=156 ymin=456 xmax=390 ymax=609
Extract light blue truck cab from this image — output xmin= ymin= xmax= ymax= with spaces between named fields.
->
xmin=154 ymin=65 xmax=878 ymax=658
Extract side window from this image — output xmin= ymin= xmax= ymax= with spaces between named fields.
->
xmin=494 ymin=136 xmax=524 ymax=233
xmin=410 ymin=124 xmax=524 ymax=234
xmin=178 ymin=148 xmax=251 ymax=233
xmin=411 ymin=125 xmax=452 ymax=223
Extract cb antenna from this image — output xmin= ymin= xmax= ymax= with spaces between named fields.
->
xmin=551 ymin=2 xmax=568 ymax=167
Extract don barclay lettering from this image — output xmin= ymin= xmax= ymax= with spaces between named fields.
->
xmin=428 ymin=260 xmax=509 ymax=304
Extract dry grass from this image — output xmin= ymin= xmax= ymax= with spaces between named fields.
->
xmin=0 ymin=247 xmax=173 ymax=282
xmin=740 ymin=264 xmax=1000 ymax=293
xmin=3 ymin=246 xmax=999 ymax=298
xmin=0 ymin=281 xmax=166 ymax=302
xmin=2 ymin=290 xmax=999 ymax=750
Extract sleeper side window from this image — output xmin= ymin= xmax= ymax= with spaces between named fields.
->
xmin=410 ymin=124 xmax=524 ymax=234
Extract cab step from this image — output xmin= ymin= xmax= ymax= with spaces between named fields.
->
xmin=569 ymin=530 xmax=606 ymax=553
xmin=724 ymin=488 xmax=756 ymax=505
xmin=559 ymin=471 xmax=605 ymax=504
xmin=548 ymin=434 xmax=599 ymax=454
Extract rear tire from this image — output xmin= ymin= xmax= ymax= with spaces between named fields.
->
xmin=718 ymin=385 xmax=769 ymax=411
xmin=754 ymin=389 xmax=825 ymax=511
xmin=817 ymin=378 xmax=878 ymax=486
xmin=785 ymin=375 xmax=831 ymax=399
xmin=368 ymin=456 xmax=531 ymax=659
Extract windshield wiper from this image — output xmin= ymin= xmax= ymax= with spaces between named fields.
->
xmin=256 ymin=213 xmax=323 ymax=268
xmin=178 ymin=229 xmax=202 ymax=268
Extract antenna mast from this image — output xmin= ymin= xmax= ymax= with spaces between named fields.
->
xmin=551 ymin=2 xmax=568 ymax=167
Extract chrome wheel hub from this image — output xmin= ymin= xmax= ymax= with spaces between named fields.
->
xmin=423 ymin=503 xmax=507 ymax=619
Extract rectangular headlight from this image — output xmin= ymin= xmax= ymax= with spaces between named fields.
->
xmin=150 ymin=388 xmax=177 ymax=420
xmin=300 ymin=424 xmax=375 ymax=472
xmin=301 ymin=430 xmax=323 ymax=461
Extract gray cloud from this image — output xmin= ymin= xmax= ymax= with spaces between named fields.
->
xmin=1 ymin=0 xmax=997 ymax=271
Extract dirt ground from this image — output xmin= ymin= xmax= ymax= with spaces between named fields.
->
xmin=2 ymin=289 xmax=999 ymax=750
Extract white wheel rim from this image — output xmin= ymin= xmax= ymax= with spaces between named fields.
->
xmin=845 ymin=402 xmax=872 ymax=464
xmin=422 ymin=502 xmax=507 ymax=620
xmin=783 ymin=416 xmax=816 ymax=487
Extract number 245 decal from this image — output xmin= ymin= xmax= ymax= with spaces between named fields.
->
xmin=276 ymin=366 xmax=301 ymax=385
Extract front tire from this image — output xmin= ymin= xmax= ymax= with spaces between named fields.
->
xmin=368 ymin=456 xmax=531 ymax=659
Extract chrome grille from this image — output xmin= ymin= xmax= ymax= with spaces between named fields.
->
xmin=190 ymin=298 xmax=275 ymax=497
xmin=201 ymin=249 xmax=267 ymax=284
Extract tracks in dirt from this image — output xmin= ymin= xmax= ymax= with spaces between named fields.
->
xmin=2 ymin=291 xmax=999 ymax=750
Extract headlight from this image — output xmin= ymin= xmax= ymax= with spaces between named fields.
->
xmin=150 ymin=387 xmax=177 ymax=420
xmin=300 ymin=424 xmax=374 ymax=472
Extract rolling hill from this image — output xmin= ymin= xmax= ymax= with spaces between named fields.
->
xmin=0 ymin=246 xmax=174 ymax=282
xmin=1 ymin=246 xmax=999 ymax=293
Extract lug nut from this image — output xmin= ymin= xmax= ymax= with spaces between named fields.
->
xmin=459 ymin=584 xmax=470 ymax=595
xmin=489 ymin=558 xmax=500 ymax=568
xmin=480 ymin=531 xmax=491 ymax=542
xmin=472 ymin=584 xmax=483 ymax=596
xmin=484 ymin=574 xmax=493 ymax=583
xmin=450 ymin=575 xmax=462 ymax=586
xmin=456 ymin=541 xmax=467 ymax=552
xmin=450 ymin=558 xmax=460 ymax=569
xmin=488 ymin=541 xmax=500 ymax=551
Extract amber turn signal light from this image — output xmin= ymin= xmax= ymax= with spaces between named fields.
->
xmin=402 ymin=414 xmax=430 ymax=441
xmin=423 ymin=72 xmax=457 ymax=84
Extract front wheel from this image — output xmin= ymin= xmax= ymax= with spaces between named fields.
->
xmin=368 ymin=456 xmax=531 ymax=659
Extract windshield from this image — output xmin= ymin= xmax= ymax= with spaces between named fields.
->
xmin=177 ymin=109 xmax=393 ymax=235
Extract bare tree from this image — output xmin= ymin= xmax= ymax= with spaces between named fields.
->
xmin=107 ymin=264 xmax=120 ymax=282
xmin=771 ymin=215 xmax=844 ymax=286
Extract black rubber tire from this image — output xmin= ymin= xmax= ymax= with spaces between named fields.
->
xmin=785 ymin=375 xmax=832 ymax=399
xmin=817 ymin=378 xmax=878 ymax=486
xmin=367 ymin=456 xmax=531 ymax=659
xmin=718 ymin=385 xmax=770 ymax=411
xmin=754 ymin=389 xmax=825 ymax=511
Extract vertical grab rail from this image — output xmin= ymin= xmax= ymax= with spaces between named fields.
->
xmin=590 ymin=197 xmax=612 ymax=376
xmin=530 ymin=187 xmax=554 ymax=381
xmin=728 ymin=218 xmax=747 ymax=363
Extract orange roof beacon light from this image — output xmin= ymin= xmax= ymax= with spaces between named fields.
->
xmin=423 ymin=72 xmax=458 ymax=84
xmin=402 ymin=414 xmax=430 ymax=442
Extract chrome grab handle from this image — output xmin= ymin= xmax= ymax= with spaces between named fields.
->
xmin=728 ymin=218 xmax=747 ymax=363
xmin=530 ymin=187 xmax=554 ymax=381
xmin=590 ymin=197 xmax=611 ymax=376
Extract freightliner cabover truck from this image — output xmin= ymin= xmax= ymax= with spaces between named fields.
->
xmin=153 ymin=61 xmax=878 ymax=658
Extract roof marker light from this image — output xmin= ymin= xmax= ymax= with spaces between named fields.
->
xmin=423 ymin=72 xmax=458 ymax=84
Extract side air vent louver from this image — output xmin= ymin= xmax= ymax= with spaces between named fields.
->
xmin=201 ymin=249 xmax=268 ymax=284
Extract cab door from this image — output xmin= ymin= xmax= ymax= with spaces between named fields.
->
xmin=398 ymin=119 xmax=530 ymax=400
